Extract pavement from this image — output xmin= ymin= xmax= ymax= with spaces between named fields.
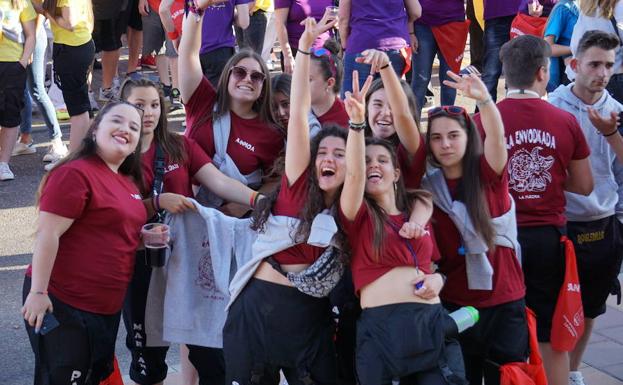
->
xmin=2 ymin=51 xmax=623 ymax=385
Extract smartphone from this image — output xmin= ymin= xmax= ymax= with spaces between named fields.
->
xmin=38 ymin=313 xmax=60 ymax=335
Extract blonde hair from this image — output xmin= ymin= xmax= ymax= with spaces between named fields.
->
xmin=11 ymin=0 xmax=26 ymax=9
xmin=580 ymin=0 xmax=619 ymax=18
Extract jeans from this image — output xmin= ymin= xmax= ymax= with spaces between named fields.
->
xmin=411 ymin=24 xmax=456 ymax=118
xmin=342 ymin=49 xmax=405 ymax=98
xmin=481 ymin=15 xmax=514 ymax=102
xmin=235 ymin=10 xmax=268 ymax=54
xmin=20 ymin=26 xmax=62 ymax=140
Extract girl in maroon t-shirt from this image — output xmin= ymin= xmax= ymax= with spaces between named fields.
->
xmin=340 ymin=68 xmax=462 ymax=384
xmin=119 ymin=78 xmax=262 ymax=385
xmin=310 ymin=39 xmax=349 ymax=128
xmin=424 ymin=72 xmax=527 ymax=384
xmin=21 ymin=102 xmax=147 ymax=384
xmin=223 ymin=17 xmax=346 ymax=385
xmin=178 ymin=5 xmax=285 ymax=217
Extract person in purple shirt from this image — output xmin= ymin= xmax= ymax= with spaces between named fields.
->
xmin=518 ymin=0 xmax=559 ymax=16
xmin=275 ymin=0 xmax=333 ymax=74
xmin=338 ymin=0 xmax=421 ymax=97
xmin=199 ymin=0 xmax=251 ymax=86
xmin=411 ymin=0 xmax=465 ymax=118
xmin=481 ymin=0 xmax=522 ymax=102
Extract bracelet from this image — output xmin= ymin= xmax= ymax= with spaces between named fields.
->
xmin=409 ymin=31 xmax=415 ymax=35
xmin=30 ymin=290 xmax=48 ymax=295
xmin=298 ymin=49 xmax=311 ymax=56
xmin=476 ymin=96 xmax=493 ymax=107
xmin=604 ymin=128 xmax=620 ymax=137
xmin=349 ymin=120 xmax=366 ymax=132
xmin=249 ymin=191 xmax=258 ymax=208
xmin=167 ymin=30 xmax=179 ymax=41
xmin=379 ymin=63 xmax=390 ymax=70
xmin=186 ymin=0 xmax=204 ymax=20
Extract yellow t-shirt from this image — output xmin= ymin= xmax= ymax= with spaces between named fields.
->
xmin=0 ymin=0 xmax=37 ymax=62
xmin=253 ymin=0 xmax=272 ymax=13
xmin=50 ymin=0 xmax=92 ymax=46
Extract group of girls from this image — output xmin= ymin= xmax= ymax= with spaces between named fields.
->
xmin=21 ymin=4 xmax=527 ymax=385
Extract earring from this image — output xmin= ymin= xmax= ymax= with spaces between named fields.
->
xmin=393 ymin=181 xmax=397 ymax=193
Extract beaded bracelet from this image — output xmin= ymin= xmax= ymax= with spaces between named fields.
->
xmin=379 ymin=63 xmax=390 ymax=70
xmin=298 ymin=49 xmax=311 ymax=56
xmin=349 ymin=121 xmax=366 ymax=132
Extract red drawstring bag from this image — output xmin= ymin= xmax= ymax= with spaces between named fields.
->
xmin=551 ymin=236 xmax=585 ymax=352
xmin=510 ymin=13 xmax=547 ymax=39
xmin=430 ymin=20 xmax=471 ymax=74
xmin=499 ymin=308 xmax=548 ymax=385
xmin=99 ymin=356 xmax=124 ymax=385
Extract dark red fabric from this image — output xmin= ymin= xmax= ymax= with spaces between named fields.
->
xmin=317 ymin=98 xmax=349 ymax=128
xmin=272 ymin=170 xmax=326 ymax=265
xmin=141 ymin=136 xmax=212 ymax=197
xmin=551 ymin=236 xmax=585 ymax=351
xmin=37 ymin=156 xmax=147 ymax=314
xmin=340 ymin=203 xmax=437 ymax=293
xmin=397 ymin=140 xmax=426 ymax=189
xmin=430 ymin=20 xmax=471 ymax=73
xmin=432 ymin=156 xmax=525 ymax=307
xmin=184 ymin=77 xmax=285 ymax=175
xmin=510 ymin=13 xmax=547 ymax=39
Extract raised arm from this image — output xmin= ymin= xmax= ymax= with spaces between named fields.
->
xmin=357 ymin=49 xmax=421 ymax=154
xmin=444 ymin=71 xmax=507 ymax=175
xmin=275 ymin=7 xmax=294 ymax=74
xmin=340 ymin=71 xmax=373 ymax=220
xmin=285 ymin=15 xmax=337 ymax=184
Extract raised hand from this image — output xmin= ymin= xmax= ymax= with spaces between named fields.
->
xmin=443 ymin=70 xmax=490 ymax=103
xmin=355 ymin=49 xmax=391 ymax=75
xmin=588 ymin=108 xmax=619 ymax=136
xmin=344 ymin=70 xmax=373 ymax=124
xmin=298 ymin=16 xmax=338 ymax=49
xmin=528 ymin=0 xmax=544 ymax=17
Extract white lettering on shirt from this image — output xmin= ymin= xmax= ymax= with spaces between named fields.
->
xmin=131 ymin=193 xmax=142 ymax=200
xmin=235 ymin=137 xmax=255 ymax=152
xmin=70 ymin=370 xmax=82 ymax=383
xmin=165 ymin=163 xmax=180 ymax=173
xmin=506 ymin=128 xmax=557 ymax=150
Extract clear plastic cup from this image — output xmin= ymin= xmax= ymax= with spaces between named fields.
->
xmin=326 ymin=5 xmax=339 ymax=18
xmin=141 ymin=223 xmax=169 ymax=267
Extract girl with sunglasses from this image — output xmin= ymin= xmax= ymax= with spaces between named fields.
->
xmin=179 ymin=1 xmax=284 ymax=217
xmin=340 ymin=69 xmax=466 ymax=385
xmin=118 ymin=78 xmax=262 ymax=385
xmin=422 ymin=73 xmax=526 ymax=385
xmin=310 ymin=40 xmax=349 ymax=128
xmin=223 ymin=17 xmax=346 ymax=385
xmin=21 ymin=101 xmax=147 ymax=385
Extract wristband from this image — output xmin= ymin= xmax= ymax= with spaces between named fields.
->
xmin=379 ymin=63 xmax=390 ymax=70
xmin=476 ymin=97 xmax=493 ymax=107
xmin=167 ymin=30 xmax=179 ymax=41
xmin=254 ymin=193 xmax=263 ymax=208
xmin=186 ymin=0 xmax=204 ymax=21
xmin=409 ymin=31 xmax=415 ymax=35
xmin=249 ymin=191 xmax=258 ymax=208
xmin=604 ymin=128 xmax=620 ymax=137
xmin=298 ymin=49 xmax=311 ymax=56
xmin=349 ymin=121 xmax=366 ymax=132
xmin=30 ymin=290 xmax=48 ymax=295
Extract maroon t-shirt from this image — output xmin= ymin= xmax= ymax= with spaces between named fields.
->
xmin=473 ymin=98 xmax=591 ymax=227
xmin=34 ymin=156 xmax=147 ymax=314
xmin=317 ymin=98 xmax=349 ymax=129
xmin=184 ymin=77 xmax=285 ymax=175
xmin=272 ymin=170 xmax=326 ymax=265
xmin=432 ymin=156 xmax=525 ymax=308
xmin=142 ymin=136 xmax=212 ymax=197
xmin=340 ymin=203 xmax=437 ymax=293
xmin=397 ymin=139 xmax=427 ymax=189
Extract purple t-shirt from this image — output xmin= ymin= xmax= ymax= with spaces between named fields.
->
xmin=484 ymin=0 xmax=522 ymax=20
xmin=275 ymin=0 xmax=332 ymax=50
xmin=345 ymin=0 xmax=409 ymax=54
xmin=200 ymin=0 xmax=253 ymax=54
xmin=518 ymin=0 xmax=558 ymax=17
xmin=416 ymin=0 xmax=465 ymax=27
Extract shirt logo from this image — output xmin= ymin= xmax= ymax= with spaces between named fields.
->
xmin=131 ymin=193 xmax=142 ymax=200
xmin=235 ymin=137 xmax=255 ymax=152
xmin=165 ymin=163 xmax=180 ymax=173
xmin=508 ymin=146 xmax=555 ymax=198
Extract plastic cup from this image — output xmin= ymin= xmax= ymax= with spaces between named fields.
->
xmin=141 ymin=223 xmax=169 ymax=267
xmin=326 ymin=5 xmax=339 ymax=18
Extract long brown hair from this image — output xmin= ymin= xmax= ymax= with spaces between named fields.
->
xmin=425 ymin=111 xmax=495 ymax=248
xmin=580 ymin=0 xmax=618 ymax=18
xmin=42 ymin=0 xmax=93 ymax=25
xmin=364 ymin=137 xmax=432 ymax=260
xmin=36 ymin=102 xmax=144 ymax=206
xmin=119 ymin=78 xmax=186 ymax=167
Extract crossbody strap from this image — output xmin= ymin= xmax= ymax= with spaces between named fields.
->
xmin=386 ymin=215 xmax=419 ymax=270
xmin=151 ymin=143 xmax=166 ymax=221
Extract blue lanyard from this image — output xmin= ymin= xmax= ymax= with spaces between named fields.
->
xmin=386 ymin=216 xmax=425 ymax=289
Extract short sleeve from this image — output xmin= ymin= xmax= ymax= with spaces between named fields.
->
xmin=480 ymin=154 xmax=508 ymax=186
xmin=20 ymin=1 xmax=37 ymax=22
xmin=544 ymin=6 xmax=564 ymax=41
xmin=570 ymin=118 xmax=591 ymax=160
xmin=185 ymin=77 xmax=217 ymax=132
xmin=260 ymin=131 xmax=285 ymax=174
xmin=398 ymin=139 xmax=427 ymax=189
xmin=185 ymin=137 xmax=213 ymax=176
xmin=338 ymin=202 xmax=367 ymax=235
xmin=274 ymin=0 xmax=291 ymax=10
xmin=40 ymin=166 xmax=89 ymax=219
xmin=272 ymin=169 xmax=309 ymax=216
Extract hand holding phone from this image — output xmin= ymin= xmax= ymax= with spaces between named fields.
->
xmin=38 ymin=313 xmax=60 ymax=335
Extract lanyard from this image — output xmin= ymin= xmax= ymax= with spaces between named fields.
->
xmin=386 ymin=216 xmax=425 ymax=289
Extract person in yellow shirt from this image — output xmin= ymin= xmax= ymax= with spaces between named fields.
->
xmin=0 ymin=0 xmax=36 ymax=181
xmin=33 ymin=0 xmax=94 ymax=156
xmin=235 ymin=0 xmax=271 ymax=54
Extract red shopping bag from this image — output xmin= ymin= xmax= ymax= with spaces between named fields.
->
xmin=510 ymin=13 xmax=547 ymax=39
xmin=550 ymin=236 xmax=585 ymax=352
xmin=500 ymin=308 xmax=548 ymax=385
xmin=99 ymin=356 xmax=124 ymax=385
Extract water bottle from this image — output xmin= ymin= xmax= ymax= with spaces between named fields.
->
xmin=444 ymin=306 xmax=479 ymax=337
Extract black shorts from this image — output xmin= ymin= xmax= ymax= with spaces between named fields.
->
xmin=223 ymin=278 xmax=337 ymax=385
xmin=122 ymin=252 xmax=169 ymax=385
xmin=23 ymin=276 xmax=120 ymax=385
xmin=518 ymin=225 xmax=566 ymax=342
xmin=356 ymin=303 xmax=466 ymax=385
xmin=444 ymin=299 xmax=529 ymax=385
xmin=568 ymin=216 xmax=623 ymax=319
xmin=126 ymin=0 xmax=142 ymax=31
xmin=0 ymin=61 xmax=27 ymax=127
xmin=92 ymin=17 xmax=126 ymax=52
xmin=330 ymin=270 xmax=360 ymax=385
xmin=53 ymin=40 xmax=95 ymax=116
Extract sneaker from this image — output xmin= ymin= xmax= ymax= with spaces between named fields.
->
xmin=99 ymin=87 xmax=115 ymax=101
xmin=140 ymin=54 xmax=157 ymax=70
xmin=169 ymin=87 xmax=183 ymax=111
xmin=89 ymin=91 xmax=100 ymax=111
xmin=569 ymin=371 xmax=585 ymax=385
xmin=0 ymin=162 xmax=14 ymax=181
xmin=12 ymin=141 xmax=36 ymax=156
xmin=43 ymin=139 xmax=68 ymax=163
xmin=56 ymin=108 xmax=70 ymax=121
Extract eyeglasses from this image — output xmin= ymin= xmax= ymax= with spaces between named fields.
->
xmin=427 ymin=105 xmax=470 ymax=124
xmin=230 ymin=66 xmax=266 ymax=85
xmin=312 ymin=48 xmax=337 ymax=79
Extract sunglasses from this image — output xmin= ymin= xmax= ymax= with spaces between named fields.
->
xmin=230 ymin=66 xmax=266 ymax=85
xmin=427 ymin=105 xmax=470 ymax=124
xmin=312 ymin=48 xmax=337 ymax=79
